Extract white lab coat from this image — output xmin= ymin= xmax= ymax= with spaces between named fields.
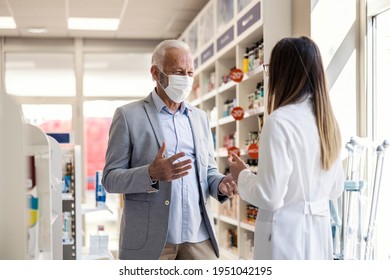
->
xmin=238 ymin=98 xmax=344 ymax=260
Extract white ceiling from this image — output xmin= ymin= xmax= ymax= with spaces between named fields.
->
xmin=0 ymin=0 xmax=209 ymax=39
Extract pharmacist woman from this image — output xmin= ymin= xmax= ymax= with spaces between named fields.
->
xmin=228 ymin=36 xmax=344 ymax=260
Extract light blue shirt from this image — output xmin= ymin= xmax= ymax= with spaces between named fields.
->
xmin=152 ymin=90 xmax=209 ymax=244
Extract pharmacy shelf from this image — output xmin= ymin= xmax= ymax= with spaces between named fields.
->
xmin=22 ymin=124 xmax=64 ymax=260
xmin=61 ymin=145 xmax=82 ymax=260
xmin=179 ymin=0 xmax=293 ymax=260
xmin=181 ymin=0 xmax=264 ymax=260
xmin=0 ymin=94 xmax=27 ymax=259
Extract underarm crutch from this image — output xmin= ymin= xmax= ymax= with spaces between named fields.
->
xmin=340 ymin=137 xmax=368 ymax=260
xmin=364 ymin=139 xmax=389 ymax=260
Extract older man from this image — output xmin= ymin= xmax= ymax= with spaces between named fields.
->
xmin=102 ymin=39 xmax=237 ymax=260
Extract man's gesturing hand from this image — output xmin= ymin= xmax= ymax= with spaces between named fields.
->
xmin=148 ymin=142 xmax=192 ymax=182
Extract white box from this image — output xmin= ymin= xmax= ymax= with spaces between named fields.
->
xmin=99 ymin=233 xmax=109 ymax=255
xmin=89 ymin=234 xmax=99 ymax=255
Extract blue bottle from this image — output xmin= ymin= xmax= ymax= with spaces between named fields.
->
xmin=95 ymin=171 xmax=106 ymax=207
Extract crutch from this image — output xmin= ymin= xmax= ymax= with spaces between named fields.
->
xmin=364 ymin=139 xmax=389 ymax=260
xmin=340 ymin=137 xmax=368 ymax=260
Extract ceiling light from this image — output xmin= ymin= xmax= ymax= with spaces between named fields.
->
xmin=0 ymin=16 xmax=16 ymax=29
xmin=68 ymin=17 xmax=119 ymax=31
xmin=27 ymin=27 xmax=48 ymax=34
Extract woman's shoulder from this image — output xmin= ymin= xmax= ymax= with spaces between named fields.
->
xmin=267 ymin=101 xmax=314 ymax=134
xmin=268 ymin=104 xmax=295 ymax=122
xmin=271 ymin=99 xmax=313 ymax=119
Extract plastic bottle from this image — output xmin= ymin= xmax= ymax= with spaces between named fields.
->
xmin=258 ymin=39 xmax=264 ymax=65
xmin=95 ymin=170 xmax=106 ymax=207
xmin=62 ymin=211 xmax=72 ymax=243
xmin=63 ymin=161 xmax=72 ymax=193
xmin=253 ymin=41 xmax=260 ymax=69
xmin=243 ymin=47 xmax=249 ymax=73
xmin=248 ymin=46 xmax=254 ymax=72
xmin=254 ymin=84 xmax=260 ymax=109
xmin=259 ymin=81 xmax=264 ymax=107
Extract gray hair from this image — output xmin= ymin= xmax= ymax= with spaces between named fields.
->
xmin=151 ymin=39 xmax=192 ymax=70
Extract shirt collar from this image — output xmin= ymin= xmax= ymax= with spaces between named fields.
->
xmin=151 ymin=88 xmax=188 ymax=115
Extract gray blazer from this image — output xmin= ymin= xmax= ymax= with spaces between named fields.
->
xmin=102 ymin=92 xmax=226 ymax=260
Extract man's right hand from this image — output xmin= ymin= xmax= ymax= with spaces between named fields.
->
xmin=148 ymin=142 xmax=192 ymax=182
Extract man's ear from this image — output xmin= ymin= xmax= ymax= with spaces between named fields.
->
xmin=150 ymin=65 xmax=159 ymax=81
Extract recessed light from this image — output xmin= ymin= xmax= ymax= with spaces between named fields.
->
xmin=27 ymin=27 xmax=48 ymax=34
xmin=68 ymin=17 xmax=119 ymax=31
xmin=0 ymin=16 xmax=16 ymax=29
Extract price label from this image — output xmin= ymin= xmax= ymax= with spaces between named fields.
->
xmin=228 ymin=146 xmax=241 ymax=157
xmin=230 ymin=68 xmax=244 ymax=82
xmin=231 ymin=106 xmax=245 ymax=121
xmin=248 ymin=143 xmax=259 ymax=159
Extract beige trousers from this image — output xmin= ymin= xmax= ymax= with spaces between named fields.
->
xmin=159 ymin=239 xmax=218 ymax=260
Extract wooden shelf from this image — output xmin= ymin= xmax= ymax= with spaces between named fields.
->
xmin=180 ymin=0 xmax=262 ymax=261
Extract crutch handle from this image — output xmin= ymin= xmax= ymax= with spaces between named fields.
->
xmin=381 ymin=139 xmax=389 ymax=149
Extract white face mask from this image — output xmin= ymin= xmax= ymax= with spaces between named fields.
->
xmin=158 ymin=70 xmax=194 ymax=103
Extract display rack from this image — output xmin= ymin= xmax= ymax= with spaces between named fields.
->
xmin=25 ymin=124 xmax=63 ymax=260
xmin=0 ymin=94 xmax=27 ymax=259
xmin=46 ymin=135 xmax=63 ymax=259
xmin=180 ymin=0 xmax=292 ymax=259
xmin=1 ymin=94 xmax=64 ymax=259
xmin=56 ymin=138 xmax=115 ymax=260
xmin=61 ymin=145 xmax=82 ymax=260
xmin=182 ymin=0 xmax=264 ymax=259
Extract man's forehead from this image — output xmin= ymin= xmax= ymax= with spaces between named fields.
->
xmin=164 ymin=52 xmax=193 ymax=65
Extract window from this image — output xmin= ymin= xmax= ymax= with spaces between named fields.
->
xmin=370 ymin=8 xmax=390 ymax=260
xmin=83 ymin=100 xmax=131 ymax=254
xmin=311 ymin=0 xmax=358 ymax=146
xmin=83 ymin=100 xmax=130 ymax=190
xmin=5 ymin=53 xmax=76 ymax=96
xmin=83 ymin=53 xmax=154 ymax=97
xmin=22 ymin=104 xmax=72 ymax=133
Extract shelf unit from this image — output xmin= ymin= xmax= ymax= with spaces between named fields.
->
xmin=181 ymin=0 xmax=264 ymax=260
xmin=46 ymin=135 xmax=63 ymax=259
xmin=61 ymin=145 xmax=82 ymax=260
xmin=58 ymin=141 xmax=116 ymax=260
xmin=180 ymin=0 xmax=292 ymax=259
xmin=28 ymin=125 xmax=64 ymax=259
xmin=24 ymin=124 xmax=63 ymax=260
xmin=0 ymin=94 xmax=27 ymax=259
xmin=1 ymin=94 xmax=64 ymax=260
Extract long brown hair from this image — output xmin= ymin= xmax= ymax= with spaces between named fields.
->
xmin=267 ymin=36 xmax=341 ymax=170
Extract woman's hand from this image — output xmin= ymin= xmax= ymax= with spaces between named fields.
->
xmin=227 ymin=153 xmax=249 ymax=182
